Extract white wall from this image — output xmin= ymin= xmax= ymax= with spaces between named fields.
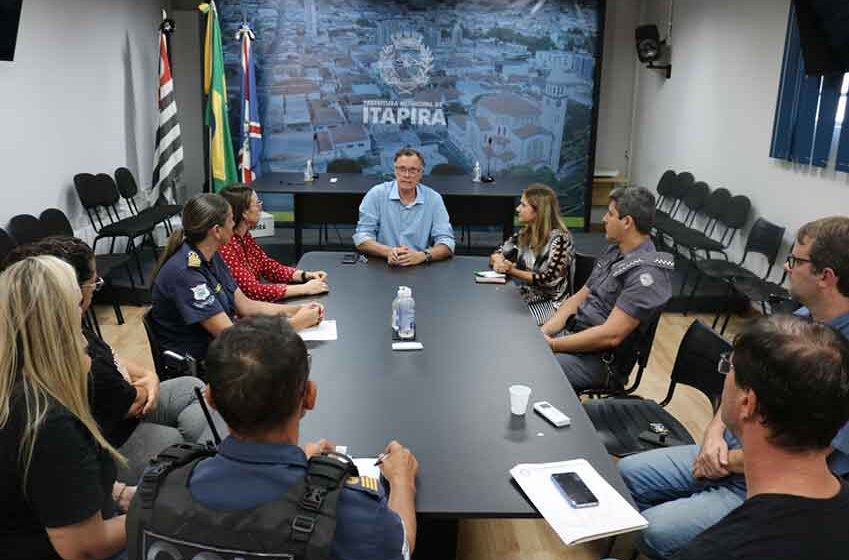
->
xmin=631 ymin=0 xmax=849 ymax=275
xmin=0 ymin=0 xmax=166 ymax=230
xmin=172 ymin=9 xmax=205 ymax=201
xmin=594 ymin=0 xmax=641 ymax=176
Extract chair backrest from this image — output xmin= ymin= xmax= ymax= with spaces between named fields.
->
xmin=430 ymin=163 xmax=464 ymax=175
xmin=8 ymin=214 xmax=46 ymax=246
xmin=93 ymin=173 xmax=122 ymax=208
xmin=114 ymin=167 xmax=140 ymax=199
xmin=655 ymin=169 xmax=677 ymax=199
xmin=142 ymin=309 xmax=165 ymax=377
xmin=39 ymin=208 xmax=75 ymax=237
xmin=0 ymin=228 xmax=17 ymax=264
xmin=326 ymin=158 xmax=362 ymax=173
xmin=682 ymin=181 xmax=709 ymax=212
xmin=661 ymin=320 xmax=731 ymax=409
xmin=742 ymin=217 xmax=786 ymax=272
xmin=670 ymin=171 xmax=695 ymax=199
xmin=571 ymin=253 xmax=597 ymax=295
xmin=74 ymin=173 xmax=111 ymax=209
xmin=719 ymin=195 xmax=751 ymax=230
xmin=609 ymin=311 xmax=663 ymax=391
xmin=702 ymin=187 xmax=731 ymax=220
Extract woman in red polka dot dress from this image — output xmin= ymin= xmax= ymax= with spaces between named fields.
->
xmin=220 ymin=185 xmax=330 ymax=302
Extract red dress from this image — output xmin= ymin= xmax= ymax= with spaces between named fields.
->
xmin=219 ymin=231 xmax=297 ymax=301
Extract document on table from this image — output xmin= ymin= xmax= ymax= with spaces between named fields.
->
xmin=510 ymin=458 xmax=648 ymax=546
xmin=298 ymin=320 xmax=337 ymax=341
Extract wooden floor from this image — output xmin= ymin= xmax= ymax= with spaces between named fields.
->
xmin=98 ymin=305 xmax=746 ymax=560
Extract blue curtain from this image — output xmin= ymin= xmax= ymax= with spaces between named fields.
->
xmin=770 ymin=5 xmax=845 ymax=168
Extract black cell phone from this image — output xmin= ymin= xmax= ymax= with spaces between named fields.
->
xmin=638 ymin=430 xmax=678 ymax=447
xmin=551 ymin=472 xmax=599 ymax=508
xmin=342 ymin=253 xmax=357 ymax=264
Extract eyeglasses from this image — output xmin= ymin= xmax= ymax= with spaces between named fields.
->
xmin=785 ymin=254 xmax=813 ymax=269
xmin=395 ymin=166 xmax=422 ymax=176
xmin=81 ymin=277 xmax=105 ymax=292
xmin=718 ymin=352 xmax=733 ymax=376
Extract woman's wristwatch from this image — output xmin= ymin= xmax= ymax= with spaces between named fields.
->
xmin=424 ymin=248 xmax=433 ymax=264
xmin=301 ymin=270 xmax=311 ymax=282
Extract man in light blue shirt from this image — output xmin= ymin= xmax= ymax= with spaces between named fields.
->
xmin=618 ymin=216 xmax=849 ymax=559
xmin=353 ymin=148 xmax=455 ymax=266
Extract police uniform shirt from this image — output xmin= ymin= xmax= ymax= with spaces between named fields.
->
xmin=189 ymin=437 xmax=408 ymax=560
xmin=573 ymin=239 xmax=673 ymax=330
xmin=150 ymin=242 xmax=237 ymax=361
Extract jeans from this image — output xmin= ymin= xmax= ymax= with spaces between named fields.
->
xmin=118 ymin=377 xmax=228 ymax=483
xmin=618 ymin=444 xmax=747 ymax=559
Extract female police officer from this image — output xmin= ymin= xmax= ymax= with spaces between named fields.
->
xmin=149 ymin=193 xmax=323 ymax=372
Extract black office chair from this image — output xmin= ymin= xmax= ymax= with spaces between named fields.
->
xmin=38 ymin=207 xmax=131 ymax=326
xmin=696 ymin=218 xmax=787 ymax=333
xmin=74 ymin=172 xmax=158 ymax=284
xmin=142 ymin=309 xmax=167 ymax=379
xmin=8 ymin=214 xmax=46 ymax=246
xmin=571 ymin=252 xmax=597 ymax=296
xmin=583 ymin=320 xmax=731 ymax=457
xmin=114 ymin=167 xmax=181 ymax=235
xmin=581 ymin=310 xmax=664 ymax=398
xmin=654 ymin=169 xmax=677 ymax=210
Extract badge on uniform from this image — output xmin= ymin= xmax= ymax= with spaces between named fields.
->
xmin=191 ymin=283 xmax=211 ymax=301
xmin=187 ymin=251 xmax=202 ymax=268
xmin=640 ymin=272 xmax=654 ymax=287
xmin=214 ymin=283 xmax=222 ymax=293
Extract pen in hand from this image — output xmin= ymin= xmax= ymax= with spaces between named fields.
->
xmin=374 ymin=452 xmax=389 ymax=466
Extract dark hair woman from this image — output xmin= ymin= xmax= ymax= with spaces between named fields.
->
xmin=150 ymin=194 xmax=323 ymax=367
xmin=490 ymin=183 xmax=575 ymax=305
xmin=219 ymin=184 xmax=329 ymax=301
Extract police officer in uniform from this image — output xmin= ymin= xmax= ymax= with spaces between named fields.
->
xmin=150 ymin=194 xmax=324 ymax=371
xmin=128 ymin=316 xmax=418 ymax=560
xmin=542 ymin=186 xmax=673 ymax=392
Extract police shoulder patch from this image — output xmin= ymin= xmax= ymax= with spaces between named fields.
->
xmin=639 ymin=272 xmax=654 ymax=287
xmin=191 ymin=283 xmax=211 ymax=301
xmin=187 ymin=251 xmax=202 ymax=268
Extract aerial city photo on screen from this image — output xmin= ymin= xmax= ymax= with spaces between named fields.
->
xmin=218 ymin=0 xmax=601 ymax=219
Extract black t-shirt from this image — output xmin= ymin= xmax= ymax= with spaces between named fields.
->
xmin=85 ymin=327 xmax=139 ymax=447
xmin=676 ymin=480 xmax=849 ymax=560
xmin=0 ymin=388 xmax=118 ymax=559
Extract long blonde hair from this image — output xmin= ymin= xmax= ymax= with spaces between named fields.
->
xmin=0 ymin=256 xmax=124 ymax=488
xmin=518 ymin=183 xmax=567 ymax=253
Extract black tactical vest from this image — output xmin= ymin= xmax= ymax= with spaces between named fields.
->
xmin=127 ymin=443 xmax=357 ymax=560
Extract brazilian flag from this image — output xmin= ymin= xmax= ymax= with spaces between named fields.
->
xmin=199 ymin=1 xmax=237 ymax=192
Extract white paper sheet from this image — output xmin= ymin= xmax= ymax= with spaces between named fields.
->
xmin=298 ymin=320 xmax=338 ymax=341
xmin=510 ymin=459 xmax=648 ymax=546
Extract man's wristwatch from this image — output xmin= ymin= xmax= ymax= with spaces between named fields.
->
xmin=424 ymin=248 xmax=433 ymax=264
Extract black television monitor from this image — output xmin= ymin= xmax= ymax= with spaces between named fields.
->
xmin=0 ymin=0 xmax=23 ymax=62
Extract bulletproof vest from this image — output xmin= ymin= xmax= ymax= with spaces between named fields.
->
xmin=127 ymin=443 xmax=358 ymax=560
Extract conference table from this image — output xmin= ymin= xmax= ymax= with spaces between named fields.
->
xmin=295 ymin=252 xmax=629 ymax=556
xmin=253 ymin=172 xmax=528 ymax=259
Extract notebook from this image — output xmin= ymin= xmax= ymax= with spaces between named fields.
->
xmin=510 ymin=459 xmax=648 ymax=546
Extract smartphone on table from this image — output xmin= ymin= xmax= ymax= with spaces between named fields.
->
xmin=551 ymin=472 xmax=599 ymax=508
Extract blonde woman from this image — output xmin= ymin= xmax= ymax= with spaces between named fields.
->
xmin=0 ymin=256 xmax=128 ymax=560
xmin=490 ymin=183 xmax=575 ymax=305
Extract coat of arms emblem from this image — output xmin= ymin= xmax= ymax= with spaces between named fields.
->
xmin=377 ymin=31 xmax=434 ymax=94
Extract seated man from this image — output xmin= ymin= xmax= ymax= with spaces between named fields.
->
xmin=619 ymin=216 xmax=849 ymax=559
xmin=353 ymin=147 xmax=455 ymax=266
xmin=541 ymin=186 xmax=673 ymax=392
xmin=676 ymin=315 xmax=849 ymax=560
xmin=130 ymin=316 xmax=418 ymax=559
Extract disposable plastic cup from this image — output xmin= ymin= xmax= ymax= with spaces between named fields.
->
xmin=509 ymin=384 xmax=532 ymax=415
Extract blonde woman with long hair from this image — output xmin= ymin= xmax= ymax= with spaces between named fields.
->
xmin=490 ymin=183 xmax=575 ymax=305
xmin=0 ymin=256 xmax=128 ymax=560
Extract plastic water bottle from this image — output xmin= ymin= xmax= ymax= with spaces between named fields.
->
xmin=472 ymin=160 xmax=482 ymax=182
xmin=304 ymin=159 xmax=314 ymax=182
xmin=391 ymin=286 xmax=405 ymax=337
xmin=398 ymin=287 xmax=416 ymax=340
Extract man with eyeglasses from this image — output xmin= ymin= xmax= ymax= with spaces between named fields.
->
xmin=353 ymin=147 xmax=455 ymax=266
xmin=617 ymin=216 xmax=849 ymax=559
